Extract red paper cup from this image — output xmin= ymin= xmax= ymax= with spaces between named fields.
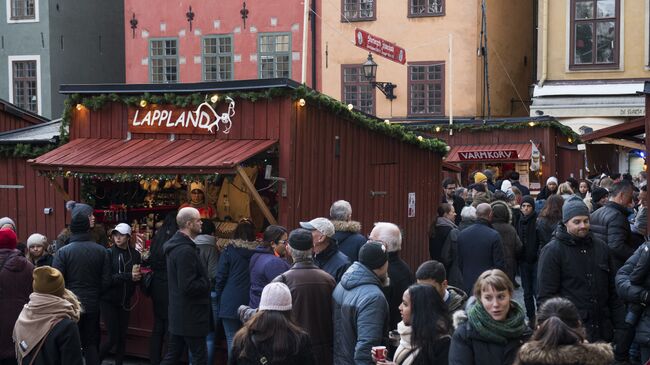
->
xmin=372 ymin=346 xmax=386 ymax=361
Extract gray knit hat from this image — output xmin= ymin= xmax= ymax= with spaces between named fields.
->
xmin=0 ymin=217 xmax=16 ymax=230
xmin=562 ymin=196 xmax=590 ymax=223
xmin=259 ymin=282 xmax=292 ymax=311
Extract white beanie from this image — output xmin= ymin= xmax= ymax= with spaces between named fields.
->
xmin=259 ymin=282 xmax=292 ymax=311
xmin=500 ymin=180 xmax=512 ymax=193
xmin=546 ymin=176 xmax=559 ymax=186
xmin=27 ymin=233 xmax=48 ymax=248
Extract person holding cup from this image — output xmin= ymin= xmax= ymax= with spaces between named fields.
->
xmin=99 ymin=223 xmax=142 ymax=365
xmin=372 ymin=284 xmax=452 ymax=365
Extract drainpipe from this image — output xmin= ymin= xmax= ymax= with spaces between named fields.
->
xmin=539 ymin=0 xmax=548 ymax=86
xmin=301 ymin=0 xmax=310 ymax=85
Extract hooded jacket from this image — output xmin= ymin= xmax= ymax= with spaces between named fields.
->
xmin=517 ymin=211 xmax=539 ymax=264
xmin=0 ymin=248 xmax=33 ymax=359
xmin=163 ymin=231 xmax=211 ymax=336
xmin=331 ymin=220 xmax=366 ymax=262
xmin=214 ymin=239 xmax=257 ymax=319
xmin=537 ymin=224 xmax=625 ymax=342
xmin=195 ymin=234 xmax=219 ymax=288
xmin=490 ymin=201 xmax=523 ymax=282
xmin=514 ymin=341 xmax=613 ymax=365
xmin=590 ymin=201 xmax=635 ymax=272
xmin=248 ymin=246 xmax=290 ymax=308
xmin=446 ymin=286 xmax=468 ymax=314
xmin=332 ymin=262 xmax=389 ymax=365
xmin=52 ymin=232 xmax=111 ymax=314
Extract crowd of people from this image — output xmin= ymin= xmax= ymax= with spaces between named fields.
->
xmin=0 ymin=168 xmax=648 ymax=365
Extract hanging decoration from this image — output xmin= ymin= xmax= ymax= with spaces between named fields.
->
xmin=240 ymin=1 xmax=249 ymax=29
xmin=130 ymin=13 xmax=138 ymax=39
xmin=186 ymin=6 xmax=195 ymax=31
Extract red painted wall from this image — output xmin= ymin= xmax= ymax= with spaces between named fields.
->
xmin=124 ymin=0 xmax=316 ymax=86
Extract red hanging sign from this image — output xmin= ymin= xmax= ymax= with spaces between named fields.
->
xmin=355 ymin=28 xmax=406 ymax=64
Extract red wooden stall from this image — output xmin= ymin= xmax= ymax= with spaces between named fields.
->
xmin=29 ymin=79 xmax=445 ymax=359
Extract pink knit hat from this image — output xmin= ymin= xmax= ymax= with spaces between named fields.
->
xmin=259 ymin=282 xmax=292 ymax=311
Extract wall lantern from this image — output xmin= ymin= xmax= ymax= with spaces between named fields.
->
xmin=362 ymin=53 xmax=396 ymax=100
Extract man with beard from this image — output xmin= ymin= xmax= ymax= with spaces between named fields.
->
xmin=537 ymin=196 xmax=626 ymax=362
xmin=441 ymin=178 xmax=465 ymax=225
xmin=333 ymin=241 xmax=389 ymax=365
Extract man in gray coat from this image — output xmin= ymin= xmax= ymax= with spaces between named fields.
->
xmin=332 ymin=241 xmax=389 ymax=365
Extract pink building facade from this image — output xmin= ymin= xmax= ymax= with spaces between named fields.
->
xmin=124 ymin=0 xmax=319 ymax=87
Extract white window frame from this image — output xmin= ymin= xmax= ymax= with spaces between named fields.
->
xmin=7 ymin=55 xmax=42 ymax=114
xmin=6 ymin=0 xmax=39 ymax=23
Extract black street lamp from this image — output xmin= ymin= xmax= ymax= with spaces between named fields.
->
xmin=362 ymin=53 xmax=396 ymax=100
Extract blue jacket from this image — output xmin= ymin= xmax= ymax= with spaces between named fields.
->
xmin=248 ymin=247 xmax=291 ymax=308
xmin=314 ymin=241 xmax=351 ymax=283
xmin=333 ymin=262 xmax=389 ymax=365
xmin=331 ymin=220 xmax=366 ymax=262
xmin=457 ymin=220 xmax=505 ymax=294
xmin=214 ymin=239 xmax=257 ymax=319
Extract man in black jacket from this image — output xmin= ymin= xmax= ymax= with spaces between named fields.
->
xmin=590 ymin=180 xmax=636 ymax=272
xmin=370 ymin=222 xmax=414 ymax=331
xmin=302 ymin=217 xmax=350 ymax=282
xmin=442 ymin=178 xmax=465 ymax=225
xmin=509 ymin=171 xmax=530 ymax=196
xmin=516 ymin=195 xmax=538 ymax=325
xmin=537 ymin=196 xmax=626 ymax=360
xmin=161 ymin=207 xmax=211 ymax=365
xmin=53 ymin=206 xmax=110 ymax=365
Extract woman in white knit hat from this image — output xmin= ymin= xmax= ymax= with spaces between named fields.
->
xmin=230 ymin=282 xmax=314 ymax=365
xmin=26 ymin=233 xmax=53 ymax=267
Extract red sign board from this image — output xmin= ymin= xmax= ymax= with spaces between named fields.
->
xmin=457 ymin=150 xmax=519 ymax=161
xmin=355 ymin=28 xmax=406 ymax=64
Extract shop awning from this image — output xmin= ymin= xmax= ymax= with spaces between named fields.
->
xmin=29 ymin=138 xmax=277 ymax=174
xmin=580 ymin=117 xmax=645 ymax=150
xmin=446 ymin=144 xmax=532 ymax=163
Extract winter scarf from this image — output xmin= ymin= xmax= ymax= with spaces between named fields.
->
xmin=436 ymin=216 xmax=457 ymax=229
xmin=392 ymin=321 xmax=419 ymax=365
xmin=13 ymin=291 xmax=81 ymax=362
xmin=467 ymin=300 xmax=526 ymax=345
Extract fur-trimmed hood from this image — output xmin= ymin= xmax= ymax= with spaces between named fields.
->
xmin=216 ymin=238 xmax=258 ymax=251
xmin=515 ymin=341 xmax=613 ymax=365
xmin=491 ymin=200 xmax=513 ymax=224
xmin=331 ymin=220 xmax=362 ymax=234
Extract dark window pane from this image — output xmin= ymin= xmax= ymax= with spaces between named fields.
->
xmin=574 ymin=23 xmax=594 ymax=64
xmin=575 ymin=1 xmax=594 ymax=19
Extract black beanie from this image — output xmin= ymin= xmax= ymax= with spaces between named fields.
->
xmin=592 ymin=187 xmax=609 ymax=203
xmin=359 ymin=241 xmax=388 ymax=270
xmin=522 ymin=195 xmax=535 ymax=207
xmin=70 ymin=211 xmax=90 ymax=234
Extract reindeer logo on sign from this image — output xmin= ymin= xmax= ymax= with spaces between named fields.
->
xmin=194 ymin=96 xmax=236 ymax=134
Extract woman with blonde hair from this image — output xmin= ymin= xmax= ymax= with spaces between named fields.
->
xmin=449 ymin=269 xmax=530 ymax=365
xmin=13 ymin=266 xmax=83 ymax=365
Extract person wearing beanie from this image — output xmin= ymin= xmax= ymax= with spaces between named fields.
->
xmin=536 ymin=176 xmax=559 ymax=201
xmin=333 ymin=241 xmax=390 ymax=365
xmin=591 ymin=187 xmax=610 ymax=212
xmin=369 ymin=222 xmax=415 ymax=331
xmin=301 ymin=217 xmax=350 ymax=282
xmin=515 ymin=195 xmax=539 ymax=326
xmin=0 ymin=217 xmax=16 ymax=232
xmin=13 ymin=266 xmax=83 ymax=365
xmin=483 ymin=169 xmax=497 ymax=193
xmin=231 ymin=282 xmax=315 ymax=365
xmin=537 ymin=196 xmax=626 ymax=360
xmin=0 ymin=227 xmax=33 ymax=364
xmin=239 ymin=228 xmax=336 ymax=365
xmin=99 ymin=223 xmax=142 ymax=365
xmin=161 ymin=207 xmax=211 ymax=365
xmin=180 ymin=182 xmax=216 ymax=219
xmin=26 ymin=233 xmax=53 ymax=267
xmin=473 ymin=172 xmax=488 ymax=185
xmin=53 ymin=211 xmax=111 ymax=365
xmin=64 ymin=201 xmax=109 ymax=247
xmin=509 ymin=171 xmax=531 ymax=196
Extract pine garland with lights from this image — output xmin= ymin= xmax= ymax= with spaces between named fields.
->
xmin=409 ymin=120 xmax=581 ymax=143
xmin=59 ymin=85 xmax=449 ymax=157
xmin=40 ymin=170 xmax=222 ymax=183
xmin=0 ymin=143 xmax=57 ymax=158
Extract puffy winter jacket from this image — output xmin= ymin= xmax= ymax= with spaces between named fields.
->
xmin=248 ymin=247 xmax=290 ymax=308
xmin=615 ymin=244 xmax=650 ymax=345
xmin=590 ymin=202 xmax=636 ymax=271
xmin=332 ymin=220 xmax=366 ymax=262
xmin=537 ymin=224 xmax=625 ymax=342
xmin=0 ymin=249 xmax=33 ymax=359
xmin=514 ymin=341 xmax=613 ymax=365
xmin=52 ymin=232 xmax=111 ymax=314
xmin=332 ymin=262 xmax=389 ymax=365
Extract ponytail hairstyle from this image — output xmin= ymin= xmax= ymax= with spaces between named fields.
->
xmin=429 ymin=203 xmax=453 ymax=237
xmin=531 ymin=297 xmax=586 ymax=349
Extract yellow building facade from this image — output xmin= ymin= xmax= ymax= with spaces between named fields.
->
xmin=319 ymin=0 xmax=534 ymax=120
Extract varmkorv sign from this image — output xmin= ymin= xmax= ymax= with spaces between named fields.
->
xmin=457 ymin=150 xmax=519 ymax=161
xmin=355 ymin=28 xmax=406 ymax=64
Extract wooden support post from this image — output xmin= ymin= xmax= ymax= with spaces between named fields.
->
xmin=236 ymin=165 xmax=278 ymax=225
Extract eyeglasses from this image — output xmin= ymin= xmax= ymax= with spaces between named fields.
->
xmin=277 ymin=240 xmax=287 ymax=245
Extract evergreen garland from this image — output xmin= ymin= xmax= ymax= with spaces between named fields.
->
xmin=0 ymin=143 xmax=57 ymax=158
xmin=408 ymin=120 xmax=581 ymax=143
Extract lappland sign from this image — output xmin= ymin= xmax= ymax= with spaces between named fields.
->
xmin=128 ymin=97 xmax=235 ymax=135
xmin=457 ymin=150 xmax=519 ymax=161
